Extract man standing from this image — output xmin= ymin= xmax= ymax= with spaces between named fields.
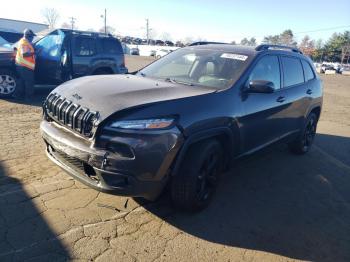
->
xmin=15 ymin=29 xmax=35 ymax=99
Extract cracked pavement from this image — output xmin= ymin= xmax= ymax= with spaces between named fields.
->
xmin=0 ymin=57 xmax=350 ymax=261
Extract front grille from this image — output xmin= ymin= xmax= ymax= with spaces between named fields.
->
xmin=48 ymin=146 xmax=100 ymax=184
xmin=44 ymin=93 xmax=98 ymax=137
xmin=54 ymin=149 xmax=85 ymax=174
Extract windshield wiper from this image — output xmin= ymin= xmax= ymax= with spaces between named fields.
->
xmin=164 ymin=78 xmax=194 ymax=86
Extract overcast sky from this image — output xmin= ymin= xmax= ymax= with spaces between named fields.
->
xmin=1 ymin=0 xmax=350 ymax=43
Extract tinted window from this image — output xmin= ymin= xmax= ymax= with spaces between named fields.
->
xmin=301 ymin=60 xmax=315 ymax=81
xmin=281 ymin=57 xmax=304 ymax=87
xmin=35 ymin=30 xmax=64 ymax=60
xmin=249 ymin=55 xmax=280 ymax=90
xmin=102 ymin=39 xmax=122 ymax=54
xmin=74 ymin=37 xmax=96 ymax=56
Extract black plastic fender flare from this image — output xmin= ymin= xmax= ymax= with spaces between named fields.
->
xmin=171 ymin=126 xmax=237 ymax=177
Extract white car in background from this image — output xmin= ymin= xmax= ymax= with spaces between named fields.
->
xmin=155 ymin=49 xmax=171 ymax=59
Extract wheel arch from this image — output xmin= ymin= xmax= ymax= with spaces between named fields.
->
xmin=92 ymin=66 xmax=115 ymax=75
xmin=171 ymin=126 xmax=238 ymax=177
xmin=0 ymin=66 xmax=19 ymax=78
xmin=310 ymin=106 xmax=321 ymax=120
xmin=306 ymin=104 xmax=322 ymax=121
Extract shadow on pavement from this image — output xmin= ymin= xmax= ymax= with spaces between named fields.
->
xmin=0 ymin=163 xmax=69 ymax=261
xmin=144 ymin=133 xmax=350 ymax=262
xmin=3 ymin=85 xmax=55 ymax=107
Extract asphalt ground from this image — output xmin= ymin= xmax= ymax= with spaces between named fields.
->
xmin=0 ymin=56 xmax=349 ymax=261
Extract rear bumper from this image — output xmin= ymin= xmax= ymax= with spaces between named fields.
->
xmin=41 ymin=120 xmax=183 ymax=200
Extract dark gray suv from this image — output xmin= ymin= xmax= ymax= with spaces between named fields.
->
xmin=40 ymin=44 xmax=322 ymax=211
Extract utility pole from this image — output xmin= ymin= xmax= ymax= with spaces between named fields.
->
xmin=104 ymin=9 xmax=107 ymax=34
xmin=146 ymin=19 xmax=149 ymax=44
xmin=101 ymin=9 xmax=107 ymax=34
xmin=145 ymin=18 xmax=153 ymax=44
xmin=69 ymin=17 xmax=76 ymax=30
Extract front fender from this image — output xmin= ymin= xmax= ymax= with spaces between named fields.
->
xmin=171 ymin=125 xmax=240 ymax=177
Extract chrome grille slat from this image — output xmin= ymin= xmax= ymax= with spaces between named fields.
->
xmin=44 ymin=93 xmax=97 ymax=138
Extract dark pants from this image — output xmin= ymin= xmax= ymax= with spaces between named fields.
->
xmin=16 ymin=65 xmax=34 ymax=99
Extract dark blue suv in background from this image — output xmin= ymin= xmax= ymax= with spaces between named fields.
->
xmin=41 ymin=44 xmax=322 ymax=212
xmin=34 ymin=29 xmax=128 ymax=84
xmin=0 ymin=29 xmax=127 ymax=98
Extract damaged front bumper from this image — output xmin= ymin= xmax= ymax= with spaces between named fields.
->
xmin=40 ymin=120 xmax=183 ymax=200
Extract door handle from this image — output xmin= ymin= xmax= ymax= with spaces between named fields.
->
xmin=306 ymin=89 xmax=313 ymax=95
xmin=276 ymin=96 xmax=285 ymax=103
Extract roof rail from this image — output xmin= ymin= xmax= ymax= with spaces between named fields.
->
xmin=255 ymin=44 xmax=302 ymax=54
xmin=189 ymin=41 xmax=228 ymax=46
xmin=59 ymin=29 xmax=113 ymax=38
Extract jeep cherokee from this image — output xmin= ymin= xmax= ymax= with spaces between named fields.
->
xmin=40 ymin=44 xmax=322 ymax=211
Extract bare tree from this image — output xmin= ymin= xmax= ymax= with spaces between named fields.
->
xmin=99 ymin=26 xmax=115 ymax=35
xmin=240 ymin=37 xmax=256 ymax=46
xmin=299 ymin=35 xmax=316 ymax=56
xmin=61 ymin=22 xmax=71 ymax=29
xmin=41 ymin=8 xmax=60 ymax=29
xmin=160 ymin=32 xmax=172 ymax=41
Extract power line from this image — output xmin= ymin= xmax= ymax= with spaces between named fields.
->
xmin=244 ymin=25 xmax=350 ymax=40
xmin=294 ymin=25 xmax=350 ymax=35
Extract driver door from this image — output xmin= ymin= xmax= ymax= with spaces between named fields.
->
xmin=34 ymin=30 xmax=65 ymax=85
xmin=239 ymin=55 xmax=287 ymax=153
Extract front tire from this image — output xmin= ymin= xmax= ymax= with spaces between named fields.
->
xmin=0 ymin=69 xmax=18 ymax=98
xmin=171 ymin=139 xmax=224 ymax=212
xmin=289 ymin=112 xmax=318 ymax=154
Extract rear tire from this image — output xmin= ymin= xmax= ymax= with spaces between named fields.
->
xmin=171 ymin=139 xmax=224 ymax=212
xmin=0 ymin=69 xmax=18 ymax=98
xmin=289 ymin=112 xmax=318 ymax=154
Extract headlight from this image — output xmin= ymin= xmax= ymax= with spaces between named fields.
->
xmin=110 ymin=118 xmax=174 ymax=130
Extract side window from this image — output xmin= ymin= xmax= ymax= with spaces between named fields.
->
xmin=301 ymin=60 xmax=315 ymax=81
xmin=34 ymin=31 xmax=64 ymax=59
xmin=281 ymin=57 xmax=304 ymax=87
xmin=102 ymin=39 xmax=122 ymax=54
xmin=74 ymin=37 xmax=96 ymax=56
xmin=249 ymin=55 xmax=281 ymax=90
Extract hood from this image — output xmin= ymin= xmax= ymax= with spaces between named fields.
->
xmin=53 ymin=74 xmax=216 ymax=121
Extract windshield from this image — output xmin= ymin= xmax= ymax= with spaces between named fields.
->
xmin=138 ymin=48 xmax=250 ymax=89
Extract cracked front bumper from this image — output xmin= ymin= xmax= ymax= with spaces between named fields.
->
xmin=40 ymin=120 xmax=183 ymax=200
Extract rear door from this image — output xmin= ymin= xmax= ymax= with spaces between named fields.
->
xmin=278 ymin=56 xmax=309 ymax=135
xmin=240 ymin=54 xmax=287 ymax=152
xmin=71 ymin=36 xmax=97 ymax=77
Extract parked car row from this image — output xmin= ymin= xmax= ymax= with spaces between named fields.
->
xmin=120 ymin=36 xmax=184 ymax=47
xmin=314 ymin=62 xmax=350 ymax=75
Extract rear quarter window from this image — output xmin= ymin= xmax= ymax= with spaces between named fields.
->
xmin=74 ymin=37 xmax=96 ymax=56
xmin=301 ymin=60 xmax=315 ymax=81
xmin=281 ymin=57 xmax=304 ymax=87
xmin=102 ymin=39 xmax=123 ymax=54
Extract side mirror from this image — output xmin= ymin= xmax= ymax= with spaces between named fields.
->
xmin=247 ymin=80 xmax=275 ymax=93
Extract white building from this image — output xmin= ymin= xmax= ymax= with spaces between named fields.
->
xmin=0 ymin=18 xmax=48 ymax=33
